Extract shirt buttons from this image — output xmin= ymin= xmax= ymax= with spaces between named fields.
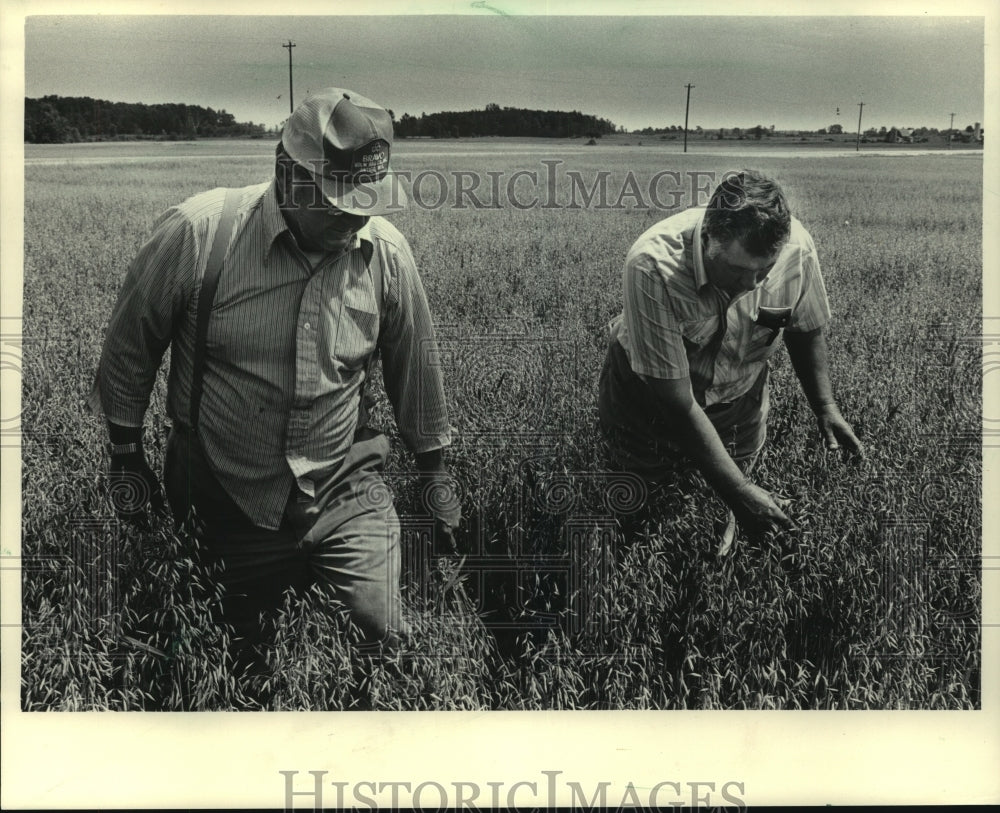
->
xmin=304 ymin=322 xmax=311 ymax=330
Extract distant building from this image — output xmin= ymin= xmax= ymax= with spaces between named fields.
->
xmin=954 ymin=123 xmax=984 ymax=144
xmin=885 ymin=127 xmax=913 ymax=143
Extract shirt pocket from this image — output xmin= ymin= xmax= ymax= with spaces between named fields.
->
xmin=335 ymin=285 xmax=380 ymax=371
xmin=682 ymin=316 xmax=720 ymax=348
xmin=744 ymin=305 xmax=792 ymax=362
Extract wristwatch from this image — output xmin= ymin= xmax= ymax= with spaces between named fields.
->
xmin=108 ymin=441 xmax=140 ymax=456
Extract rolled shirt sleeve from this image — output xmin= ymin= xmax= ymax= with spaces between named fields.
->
xmin=785 ymin=234 xmax=832 ymax=333
xmin=621 ymin=252 xmax=690 ymax=380
xmin=377 ymin=233 xmax=453 ymax=454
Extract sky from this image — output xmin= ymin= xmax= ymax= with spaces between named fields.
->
xmin=17 ymin=3 xmax=989 ymax=134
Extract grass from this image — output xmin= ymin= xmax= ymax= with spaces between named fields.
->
xmin=19 ymin=144 xmax=982 ymax=710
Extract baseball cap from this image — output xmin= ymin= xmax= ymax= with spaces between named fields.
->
xmin=281 ymin=88 xmax=407 ymax=215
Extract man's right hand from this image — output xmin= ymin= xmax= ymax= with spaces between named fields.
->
xmin=106 ymin=449 xmax=166 ymax=530
xmin=727 ymin=481 xmax=794 ymax=537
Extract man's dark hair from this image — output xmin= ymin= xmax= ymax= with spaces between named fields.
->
xmin=703 ymin=169 xmax=791 ymax=257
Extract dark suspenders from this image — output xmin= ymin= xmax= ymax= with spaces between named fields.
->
xmin=189 ymin=188 xmax=240 ymax=433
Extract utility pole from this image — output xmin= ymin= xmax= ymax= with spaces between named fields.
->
xmin=282 ymin=40 xmax=296 ymax=114
xmin=948 ymin=112 xmax=955 ymax=149
xmin=683 ymin=83 xmax=695 ymax=153
xmin=855 ymin=101 xmax=865 ymax=152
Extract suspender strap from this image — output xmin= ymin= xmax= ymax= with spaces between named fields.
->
xmin=358 ymin=248 xmax=384 ymax=429
xmin=190 ymin=188 xmax=240 ymax=432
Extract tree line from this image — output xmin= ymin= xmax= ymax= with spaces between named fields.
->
xmin=24 ymin=95 xmax=269 ymax=143
xmin=394 ymin=103 xmax=617 ymax=139
xmin=632 ymin=122 xmax=983 ymax=142
xmin=27 ymin=94 xmax=980 ymax=145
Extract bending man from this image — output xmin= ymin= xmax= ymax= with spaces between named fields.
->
xmin=599 ymin=169 xmax=862 ymax=552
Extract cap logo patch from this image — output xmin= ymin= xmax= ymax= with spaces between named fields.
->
xmin=349 ymin=139 xmax=390 ymax=182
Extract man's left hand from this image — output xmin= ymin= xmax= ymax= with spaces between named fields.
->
xmin=816 ymin=403 xmax=864 ymax=457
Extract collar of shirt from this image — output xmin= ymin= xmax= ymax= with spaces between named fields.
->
xmin=258 ymin=179 xmax=375 ymax=267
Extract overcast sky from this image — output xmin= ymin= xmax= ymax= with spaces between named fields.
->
xmin=19 ymin=6 xmax=989 ymax=133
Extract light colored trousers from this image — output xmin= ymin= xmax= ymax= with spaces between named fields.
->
xmin=164 ymin=424 xmax=403 ymax=653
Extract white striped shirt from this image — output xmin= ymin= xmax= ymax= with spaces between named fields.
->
xmin=89 ymin=181 xmax=451 ymax=529
xmin=610 ymin=206 xmax=831 ymax=407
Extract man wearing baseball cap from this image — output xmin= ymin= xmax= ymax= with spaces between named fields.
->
xmin=89 ymin=88 xmax=458 ymax=695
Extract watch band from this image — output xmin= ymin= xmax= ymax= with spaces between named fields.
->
xmin=108 ymin=441 xmax=139 ymax=456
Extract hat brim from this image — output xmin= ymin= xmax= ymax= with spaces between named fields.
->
xmin=306 ymin=167 xmax=408 ymax=216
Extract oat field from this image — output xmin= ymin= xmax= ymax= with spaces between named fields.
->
xmin=18 ymin=141 xmax=983 ymax=710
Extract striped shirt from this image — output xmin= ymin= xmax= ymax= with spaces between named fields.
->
xmin=89 ymin=181 xmax=451 ymax=530
xmin=609 ymin=206 xmax=831 ymax=407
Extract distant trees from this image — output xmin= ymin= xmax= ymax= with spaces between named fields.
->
xmin=24 ymin=101 xmax=80 ymax=144
xmin=637 ymin=124 xmax=682 ymax=135
xmin=28 ymin=94 xmax=977 ymax=146
xmin=24 ymin=95 xmax=268 ymax=143
xmin=393 ymin=104 xmax=617 ymax=139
